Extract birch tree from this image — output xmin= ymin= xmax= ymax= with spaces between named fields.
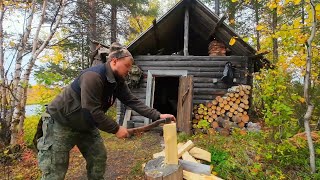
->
xmin=303 ymin=0 xmax=317 ymax=173
xmin=0 ymin=0 xmax=67 ymax=145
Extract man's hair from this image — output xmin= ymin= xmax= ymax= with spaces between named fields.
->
xmin=108 ymin=42 xmax=133 ymax=61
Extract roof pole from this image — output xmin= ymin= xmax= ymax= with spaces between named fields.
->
xmin=215 ymin=0 xmax=220 ymax=16
xmin=184 ymin=6 xmax=189 ymax=56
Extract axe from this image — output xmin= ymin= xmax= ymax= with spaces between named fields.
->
xmin=127 ymin=117 xmax=172 ymax=137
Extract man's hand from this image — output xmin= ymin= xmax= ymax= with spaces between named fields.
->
xmin=160 ymin=114 xmax=176 ymax=122
xmin=116 ymin=126 xmax=129 ymax=138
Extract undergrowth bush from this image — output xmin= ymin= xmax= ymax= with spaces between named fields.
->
xmin=24 ymin=115 xmax=40 ymax=148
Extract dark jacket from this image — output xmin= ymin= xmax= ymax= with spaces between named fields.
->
xmin=47 ymin=62 xmax=161 ymax=134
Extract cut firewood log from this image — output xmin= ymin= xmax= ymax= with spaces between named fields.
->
xmin=179 ymin=160 xmax=211 ymax=175
xmin=232 ymin=104 xmax=239 ymax=110
xmin=229 ymin=108 xmax=235 ymax=113
xmin=216 ymin=106 xmax=221 ymax=111
xmin=242 ymin=99 xmax=249 ymax=105
xmin=243 ymin=111 xmax=248 ymax=115
xmin=244 ymin=105 xmax=249 ymax=110
xmin=220 ymin=109 xmax=226 ymax=114
xmin=228 ymin=101 xmax=234 ymax=106
xmin=219 ymin=103 xmax=224 ymax=108
xmin=239 ymin=90 xmax=245 ymax=96
xmin=189 ymin=147 xmax=211 ymax=162
xmin=238 ymin=122 xmax=245 ymax=128
xmin=235 ymin=99 xmax=241 ymax=104
xmin=212 ymin=100 xmax=218 ymax=105
xmin=211 ymin=121 xmax=219 ymax=129
xmin=208 ymin=117 xmax=214 ymax=123
xmin=235 ymin=93 xmax=240 ymax=98
xmin=232 ymin=115 xmax=242 ymax=123
xmin=239 ymin=103 xmax=245 ymax=108
xmin=224 ymin=104 xmax=230 ymax=111
xmin=237 ymin=107 xmax=244 ymax=113
xmin=212 ymin=114 xmax=218 ymax=119
xmin=223 ymin=100 xmax=228 ymax=105
xmin=182 ymin=151 xmax=198 ymax=163
xmin=227 ymin=112 xmax=233 ymax=118
xmin=233 ymin=111 xmax=238 ymax=115
xmin=178 ymin=140 xmax=195 ymax=158
xmin=241 ymin=114 xmax=249 ymax=123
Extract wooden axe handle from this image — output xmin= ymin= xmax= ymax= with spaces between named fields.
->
xmin=127 ymin=118 xmax=172 ymax=136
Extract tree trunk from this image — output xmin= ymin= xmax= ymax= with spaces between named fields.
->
xmin=303 ymin=0 xmax=317 ymax=173
xmin=111 ymin=3 xmax=117 ymax=43
xmin=253 ymin=0 xmax=260 ymax=51
xmin=87 ymin=0 xmax=97 ymax=53
xmin=272 ymin=8 xmax=278 ymax=62
xmin=9 ymin=1 xmax=36 ymax=145
xmin=0 ymin=4 xmax=9 ymax=145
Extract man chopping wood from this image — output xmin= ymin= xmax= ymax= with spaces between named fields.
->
xmin=36 ymin=43 xmax=176 ymax=180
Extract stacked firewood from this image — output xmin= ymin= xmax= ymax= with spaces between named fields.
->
xmin=192 ymin=85 xmax=251 ymax=135
xmin=208 ymin=40 xmax=226 ymax=56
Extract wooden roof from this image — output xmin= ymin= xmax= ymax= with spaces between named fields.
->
xmin=127 ymin=0 xmax=257 ymax=56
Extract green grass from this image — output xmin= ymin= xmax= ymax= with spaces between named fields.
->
xmin=184 ymin=130 xmax=320 ymax=180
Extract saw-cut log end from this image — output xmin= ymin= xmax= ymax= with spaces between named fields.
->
xmin=145 ymin=156 xmax=183 ymax=180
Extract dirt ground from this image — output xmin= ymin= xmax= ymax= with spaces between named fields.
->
xmin=0 ymin=131 xmax=163 ymax=180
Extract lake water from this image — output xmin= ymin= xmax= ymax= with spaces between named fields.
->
xmin=25 ymin=104 xmax=43 ymax=116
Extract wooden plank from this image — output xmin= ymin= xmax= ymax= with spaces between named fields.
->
xmin=122 ymin=109 xmax=132 ymax=128
xmin=177 ymin=75 xmax=193 ymax=134
xmin=182 ymin=151 xmax=198 ymax=163
xmin=177 ymin=140 xmax=195 ymax=158
xmin=189 ymin=147 xmax=211 ymax=162
xmin=184 ymin=6 xmax=189 ymax=56
xmin=163 ymin=123 xmax=178 ymax=165
xmin=183 ymin=170 xmax=223 ymax=180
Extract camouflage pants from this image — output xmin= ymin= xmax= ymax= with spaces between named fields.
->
xmin=37 ymin=112 xmax=107 ymax=180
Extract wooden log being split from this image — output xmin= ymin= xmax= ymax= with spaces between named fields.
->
xmin=164 ymin=123 xmax=178 ymax=165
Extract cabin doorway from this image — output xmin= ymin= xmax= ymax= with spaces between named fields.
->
xmin=153 ymin=77 xmax=179 ymax=117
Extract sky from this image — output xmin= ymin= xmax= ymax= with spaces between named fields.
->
xmin=3 ymin=9 xmax=42 ymax=85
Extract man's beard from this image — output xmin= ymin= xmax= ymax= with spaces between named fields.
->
xmin=114 ymin=69 xmax=126 ymax=82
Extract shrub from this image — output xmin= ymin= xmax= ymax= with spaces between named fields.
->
xmin=24 ymin=115 xmax=40 ymax=148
